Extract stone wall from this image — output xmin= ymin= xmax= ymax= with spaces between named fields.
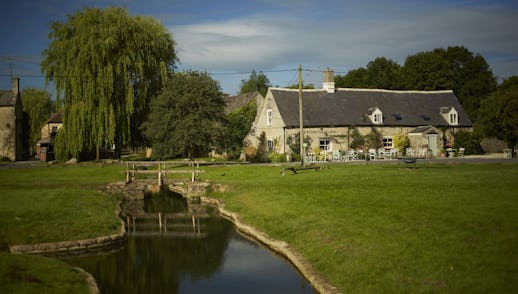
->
xmin=0 ymin=106 xmax=16 ymax=160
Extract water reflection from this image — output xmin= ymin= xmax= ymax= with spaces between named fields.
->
xmin=65 ymin=191 xmax=314 ymax=294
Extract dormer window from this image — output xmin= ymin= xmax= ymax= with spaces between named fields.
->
xmin=369 ymin=108 xmax=383 ymax=125
xmin=449 ymin=113 xmax=457 ymax=125
xmin=441 ymin=106 xmax=458 ymax=126
xmin=266 ymin=109 xmax=272 ymax=126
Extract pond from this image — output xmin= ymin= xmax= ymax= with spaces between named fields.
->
xmin=64 ymin=191 xmax=315 ymax=294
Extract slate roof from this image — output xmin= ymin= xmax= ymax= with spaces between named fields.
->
xmin=271 ymin=88 xmax=472 ymax=128
xmin=46 ymin=111 xmax=63 ymax=124
xmin=224 ymin=92 xmax=259 ymax=114
xmin=0 ymin=90 xmax=16 ymax=107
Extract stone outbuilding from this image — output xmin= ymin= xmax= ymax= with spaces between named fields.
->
xmin=0 ymin=77 xmax=25 ymax=161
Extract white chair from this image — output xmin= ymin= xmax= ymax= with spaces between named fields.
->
xmin=368 ymin=149 xmax=377 ymax=160
xmin=332 ymin=150 xmax=342 ymax=161
xmin=458 ymin=148 xmax=465 ymax=157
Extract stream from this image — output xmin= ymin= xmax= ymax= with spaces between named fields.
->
xmin=63 ymin=191 xmax=315 ymax=293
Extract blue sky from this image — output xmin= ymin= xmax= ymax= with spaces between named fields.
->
xmin=1 ymin=0 xmax=518 ymax=96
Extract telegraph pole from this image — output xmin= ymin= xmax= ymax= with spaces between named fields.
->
xmin=298 ymin=64 xmax=305 ymax=167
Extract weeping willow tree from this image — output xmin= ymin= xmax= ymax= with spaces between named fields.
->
xmin=41 ymin=6 xmax=177 ymax=160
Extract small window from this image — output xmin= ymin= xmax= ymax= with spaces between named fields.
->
xmin=373 ymin=113 xmax=382 ymax=124
xmin=267 ymin=139 xmax=274 ymax=152
xmin=51 ymin=126 xmax=58 ymax=133
xmin=319 ymin=138 xmax=331 ymax=151
xmin=266 ymin=109 xmax=272 ymax=126
xmin=449 ymin=113 xmax=458 ymax=125
xmin=382 ymin=136 xmax=393 ymax=148
xmin=370 ymin=108 xmax=383 ymax=125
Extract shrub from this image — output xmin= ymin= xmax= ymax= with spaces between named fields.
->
xmin=393 ymin=134 xmax=410 ymax=154
xmin=349 ymin=128 xmax=365 ymax=150
xmin=269 ymin=152 xmax=286 ymax=163
xmin=454 ymin=131 xmax=483 ymax=155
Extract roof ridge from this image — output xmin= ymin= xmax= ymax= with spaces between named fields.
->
xmin=336 ymin=88 xmax=453 ymax=94
xmin=270 ymin=87 xmax=453 ymax=94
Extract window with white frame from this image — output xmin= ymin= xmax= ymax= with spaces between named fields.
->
xmin=449 ymin=112 xmax=458 ymax=125
xmin=319 ymin=138 xmax=331 ymax=151
xmin=370 ymin=108 xmax=383 ymax=125
xmin=266 ymin=109 xmax=272 ymax=126
xmin=382 ymin=136 xmax=393 ymax=148
xmin=267 ymin=139 xmax=274 ymax=152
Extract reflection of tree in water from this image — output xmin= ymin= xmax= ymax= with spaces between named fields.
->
xmin=69 ymin=190 xmax=233 ymax=294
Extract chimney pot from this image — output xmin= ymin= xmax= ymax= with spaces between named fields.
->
xmin=322 ymin=68 xmax=335 ymax=93
xmin=11 ymin=77 xmax=20 ymax=97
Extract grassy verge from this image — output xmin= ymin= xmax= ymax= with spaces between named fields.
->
xmin=0 ymin=252 xmax=89 ymax=294
xmin=0 ymin=163 xmax=124 ymax=293
xmin=201 ymin=163 xmax=518 ymax=293
xmin=0 ymin=164 xmax=123 ymax=245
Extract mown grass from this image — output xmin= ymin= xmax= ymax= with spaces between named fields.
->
xmin=201 ymin=163 xmax=518 ymax=293
xmin=0 ymin=164 xmax=123 ymax=245
xmin=0 ymin=252 xmax=89 ymax=294
xmin=1 ymin=162 xmax=517 ymax=293
xmin=0 ymin=163 xmax=124 ymax=293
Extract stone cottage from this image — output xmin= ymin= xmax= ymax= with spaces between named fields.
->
xmin=36 ymin=111 xmax=63 ymax=161
xmin=0 ymin=77 xmax=25 ymax=161
xmin=245 ymin=69 xmax=472 ymax=158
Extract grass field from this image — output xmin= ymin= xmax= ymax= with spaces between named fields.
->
xmin=201 ymin=162 xmax=518 ymax=293
xmin=1 ymin=161 xmax=517 ymax=293
xmin=0 ymin=164 xmax=122 ymax=245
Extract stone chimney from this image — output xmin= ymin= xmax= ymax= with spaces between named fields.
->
xmin=322 ymin=68 xmax=335 ymax=93
xmin=11 ymin=77 xmax=20 ymax=97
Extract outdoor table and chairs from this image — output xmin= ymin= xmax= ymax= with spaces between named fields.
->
xmin=503 ymin=149 xmax=513 ymax=158
xmin=446 ymin=148 xmax=456 ymax=157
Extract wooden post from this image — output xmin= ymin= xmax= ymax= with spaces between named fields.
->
xmin=192 ymin=215 xmax=196 ymax=232
xmin=298 ymin=64 xmax=305 ymax=167
xmin=158 ymin=212 xmax=162 ymax=230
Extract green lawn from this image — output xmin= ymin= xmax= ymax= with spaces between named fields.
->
xmin=201 ymin=163 xmax=518 ymax=293
xmin=1 ymin=162 xmax=517 ymax=293
xmin=0 ymin=252 xmax=90 ymax=294
xmin=0 ymin=164 xmax=122 ymax=245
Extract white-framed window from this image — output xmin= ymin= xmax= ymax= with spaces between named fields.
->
xmin=449 ymin=112 xmax=458 ymax=125
xmin=319 ymin=138 xmax=331 ymax=151
xmin=266 ymin=109 xmax=272 ymax=126
xmin=382 ymin=136 xmax=393 ymax=148
xmin=370 ymin=108 xmax=383 ymax=125
xmin=267 ymin=139 xmax=274 ymax=152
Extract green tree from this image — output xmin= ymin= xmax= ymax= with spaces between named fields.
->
xmin=401 ymin=46 xmax=497 ymax=121
xmin=286 ymin=83 xmax=315 ymax=89
xmin=41 ymin=6 xmax=177 ymax=160
xmin=476 ymin=76 xmax=518 ymax=149
xmin=335 ymin=68 xmax=367 ymax=88
xmin=335 ymin=57 xmax=402 ymax=89
xmin=141 ymin=71 xmax=226 ymax=160
xmin=21 ymin=88 xmax=54 ymax=155
xmin=239 ymin=70 xmax=271 ymax=96
xmin=224 ymin=100 xmax=257 ymax=159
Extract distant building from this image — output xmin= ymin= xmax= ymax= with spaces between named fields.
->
xmin=0 ymin=78 xmax=25 ymax=161
xmin=245 ymin=69 xmax=472 ymax=158
xmin=36 ymin=111 xmax=63 ymax=161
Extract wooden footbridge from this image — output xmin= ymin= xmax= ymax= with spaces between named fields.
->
xmin=123 ymin=161 xmax=212 ymax=201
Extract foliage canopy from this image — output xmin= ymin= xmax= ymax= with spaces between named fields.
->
xmin=334 ymin=46 xmax=497 ymax=122
xmin=476 ymin=76 xmax=518 ymax=148
xmin=239 ymin=70 xmax=271 ymax=96
xmin=141 ymin=71 xmax=226 ymax=159
xmin=41 ymin=6 xmax=177 ymax=160
xmin=21 ymin=88 xmax=54 ymax=155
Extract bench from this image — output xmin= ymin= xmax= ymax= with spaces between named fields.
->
xmin=401 ymin=157 xmax=417 ymax=168
xmin=283 ymin=166 xmax=321 ymax=175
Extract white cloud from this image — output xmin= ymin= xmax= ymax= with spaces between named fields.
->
xmin=170 ymin=4 xmax=518 ymax=93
